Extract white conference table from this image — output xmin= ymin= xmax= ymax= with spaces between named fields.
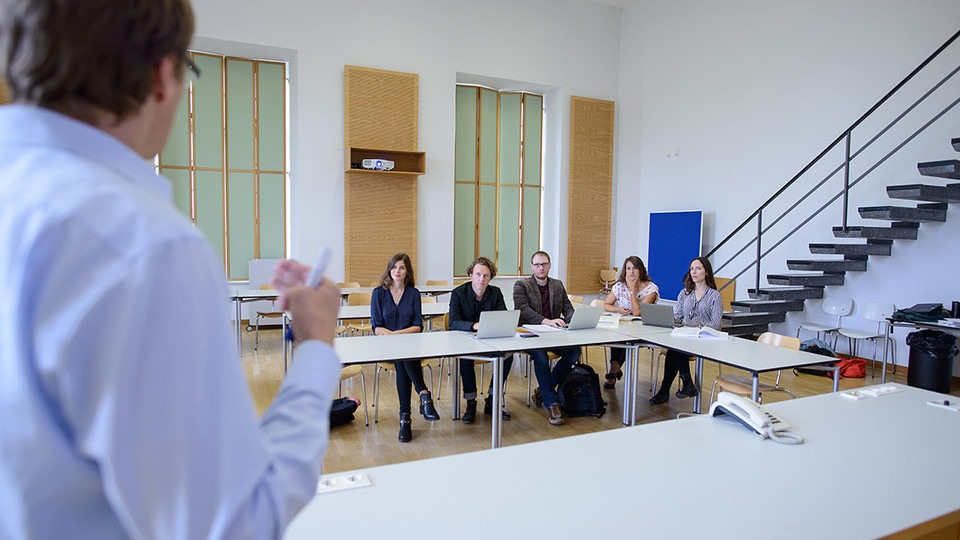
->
xmin=633 ymin=330 xmax=841 ymax=414
xmin=334 ymin=331 xmax=505 ymax=448
xmin=474 ymin=327 xmax=647 ymax=426
xmin=230 ymin=286 xmax=454 ymax=353
xmin=286 ymin=383 xmax=960 ymax=539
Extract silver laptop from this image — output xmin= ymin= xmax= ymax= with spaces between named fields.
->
xmin=475 ymin=310 xmax=521 ymax=339
xmin=638 ymin=303 xmax=679 ymax=328
xmin=563 ymin=306 xmax=604 ymax=330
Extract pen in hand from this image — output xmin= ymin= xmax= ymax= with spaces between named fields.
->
xmin=285 ymin=247 xmax=332 ymax=342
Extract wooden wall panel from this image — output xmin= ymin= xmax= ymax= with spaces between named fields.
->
xmin=566 ymin=96 xmax=614 ymax=294
xmin=0 ymin=76 xmax=9 ymax=104
xmin=344 ymin=66 xmax=419 ymax=284
xmin=345 ymin=66 xmax=418 ymax=151
xmin=344 ymin=174 xmax=418 ymax=286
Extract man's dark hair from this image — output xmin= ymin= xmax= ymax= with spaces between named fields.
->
xmin=0 ymin=0 xmax=194 ymax=121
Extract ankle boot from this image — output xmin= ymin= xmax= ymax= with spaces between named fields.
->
xmin=676 ymin=377 xmax=698 ymax=399
xmin=419 ymin=392 xmax=440 ymax=421
xmin=462 ymin=399 xmax=477 ymax=424
xmin=484 ymin=395 xmax=511 ymax=420
xmin=649 ymin=386 xmax=670 ymax=405
xmin=398 ymin=412 xmax=412 ymax=442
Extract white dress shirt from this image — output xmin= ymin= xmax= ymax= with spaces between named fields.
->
xmin=0 ymin=106 xmax=341 ymax=539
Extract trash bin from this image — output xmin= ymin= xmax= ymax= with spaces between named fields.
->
xmin=906 ymin=330 xmax=958 ymax=393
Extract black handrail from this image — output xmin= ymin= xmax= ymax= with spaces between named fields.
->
xmin=706 ymin=27 xmax=960 ymax=261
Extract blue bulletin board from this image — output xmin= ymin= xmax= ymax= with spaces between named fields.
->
xmin=647 ymin=211 xmax=702 ymax=302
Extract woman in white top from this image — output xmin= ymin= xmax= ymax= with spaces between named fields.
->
xmin=602 ymin=256 xmax=659 ymax=388
xmin=649 ymin=256 xmax=723 ymax=405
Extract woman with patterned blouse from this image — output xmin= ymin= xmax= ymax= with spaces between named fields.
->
xmin=649 ymin=256 xmax=723 ymax=405
xmin=602 ymin=256 xmax=659 ymax=388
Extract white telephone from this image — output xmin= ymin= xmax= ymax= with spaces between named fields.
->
xmin=709 ymin=392 xmax=804 ymax=444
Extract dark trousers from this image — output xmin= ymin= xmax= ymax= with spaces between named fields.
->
xmin=658 ymin=349 xmax=693 ymax=392
xmin=609 ymin=347 xmax=626 ymax=371
xmin=394 ymin=360 xmax=429 ymax=414
xmin=460 ymin=354 xmax=514 ymax=401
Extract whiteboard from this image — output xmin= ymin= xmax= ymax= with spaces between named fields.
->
xmin=647 ymin=211 xmax=702 ymax=302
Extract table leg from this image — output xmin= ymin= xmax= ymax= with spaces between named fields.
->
xmin=492 ymin=355 xmax=502 ymax=449
xmin=881 ymin=322 xmax=891 ymax=384
xmin=621 ymin=345 xmax=633 ymax=426
xmin=282 ymin=315 xmax=288 ymax=375
xmin=751 ymin=373 xmax=759 ymax=402
xmin=693 ymin=356 xmax=703 ymax=413
xmin=235 ymin=298 xmax=242 ymax=355
xmin=452 ymin=359 xmax=461 ymax=420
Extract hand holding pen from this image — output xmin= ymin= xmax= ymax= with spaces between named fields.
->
xmin=270 ymin=248 xmax=339 ymax=346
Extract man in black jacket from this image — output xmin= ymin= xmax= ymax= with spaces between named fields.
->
xmin=449 ymin=257 xmax=514 ymax=423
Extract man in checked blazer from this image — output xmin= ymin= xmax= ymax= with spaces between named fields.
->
xmin=513 ymin=250 xmax=580 ymax=426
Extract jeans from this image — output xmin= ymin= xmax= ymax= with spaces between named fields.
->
xmin=530 ymin=346 xmax=581 ymax=408
xmin=460 ymin=354 xmax=514 ymax=401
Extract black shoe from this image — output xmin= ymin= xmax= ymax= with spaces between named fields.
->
xmin=398 ymin=412 xmax=412 ymax=442
xmin=419 ymin=392 xmax=440 ymax=421
xmin=462 ymin=400 xmax=477 ymax=424
xmin=532 ymin=387 xmax=543 ymax=408
xmin=676 ymin=381 xmax=698 ymax=399
xmin=649 ymin=388 xmax=669 ymax=405
xmin=484 ymin=396 xmax=512 ymax=420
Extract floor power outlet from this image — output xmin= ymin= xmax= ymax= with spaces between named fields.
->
xmin=316 ymin=473 xmax=373 ymax=494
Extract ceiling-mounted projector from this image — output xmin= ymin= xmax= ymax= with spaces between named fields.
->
xmin=361 ymin=158 xmax=394 ymax=171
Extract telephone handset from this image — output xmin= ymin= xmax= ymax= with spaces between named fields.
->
xmin=709 ymin=392 xmax=804 ymax=445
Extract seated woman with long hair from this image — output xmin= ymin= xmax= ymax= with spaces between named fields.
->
xmin=649 ymin=256 xmax=722 ymax=405
xmin=601 ymin=255 xmax=658 ymax=388
xmin=370 ymin=253 xmax=440 ymax=442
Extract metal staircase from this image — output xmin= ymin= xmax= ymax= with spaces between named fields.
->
xmin=722 ymin=142 xmax=960 ymax=336
xmin=707 ymin=28 xmax=960 ymax=337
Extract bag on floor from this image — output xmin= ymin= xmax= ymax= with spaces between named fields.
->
xmin=834 ymin=356 xmax=867 ymax=378
xmin=557 ymin=363 xmax=606 ymax=418
xmin=330 ymin=397 xmax=359 ymax=427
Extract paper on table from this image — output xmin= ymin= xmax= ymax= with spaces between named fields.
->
xmin=598 ymin=314 xmax=620 ymax=328
xmin=522 ymin=324 xmax=564 ymax=333
xmin=671 ymin=326 xmax=728 ymax=339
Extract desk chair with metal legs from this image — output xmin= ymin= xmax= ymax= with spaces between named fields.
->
xmin=254 ymin=284 xmax=286 ymax=350
xmin=838 ymin=302 xmax=897 ymax=378
xmin=709 ymin=332 xmax=799 ymax=404
xmin=797 ymin=296 xmax=853 ymax=348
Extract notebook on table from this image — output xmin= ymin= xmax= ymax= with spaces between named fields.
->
xmin=474 ymin=309 xmax=521 ymax=339
xmin=638 ymin=303 xmax=679 ymax=328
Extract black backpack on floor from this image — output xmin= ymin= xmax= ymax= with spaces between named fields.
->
xmin=330 ymin=397 xmax=359 ymax=427
xmin=557 ymin=363 xmax=606 ymax=418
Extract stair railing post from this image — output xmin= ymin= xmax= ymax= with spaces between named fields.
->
xmin=755 ymin=209 xmax=762 ymax=293
xmin=842 ymin=131 xmax=851 ymax=230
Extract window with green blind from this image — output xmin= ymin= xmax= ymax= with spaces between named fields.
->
xmin=159 ymin=51 xmax=287 ymax=281
xmin=454 ymin=85 xmax=542 ymax=277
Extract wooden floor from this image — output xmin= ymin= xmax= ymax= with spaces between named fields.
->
xmin=242 ymin=327 xmax=960 ymax=475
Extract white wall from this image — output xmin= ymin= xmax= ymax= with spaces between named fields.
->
xmin=616 ymin=0 xmax=960 ymax=370
xmin=191 ymin=0 xmax=622 ymax=286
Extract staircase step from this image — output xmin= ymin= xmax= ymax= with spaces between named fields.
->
xmin=731 ymin=299 xmax=805 ymax=313
xmin=887 ymin=183 xmax=960 ymax=203
xmin=952 ymin=138 xmax=959 ymax=152
xmin=809 ymin=242 xmax=892 ymax=256
xmin=918 ymin=160 xmax=960 ymax=180
xmin=858 ymin=203 xmax=947 ymax=222
xmin=833 ymin=222 xmax=919 ymax=240
xmin=748 ymin=287 xmax=824 ymax=300
xmin=786 ymin=259 xmax=867 ymax=272
xmin=767 ymin=273 xmax=845 ymax=286
xmin=723 ymin=311 xmax=786 ymax=325
xmin=722 ymin=322 xmax=770 ymax=337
